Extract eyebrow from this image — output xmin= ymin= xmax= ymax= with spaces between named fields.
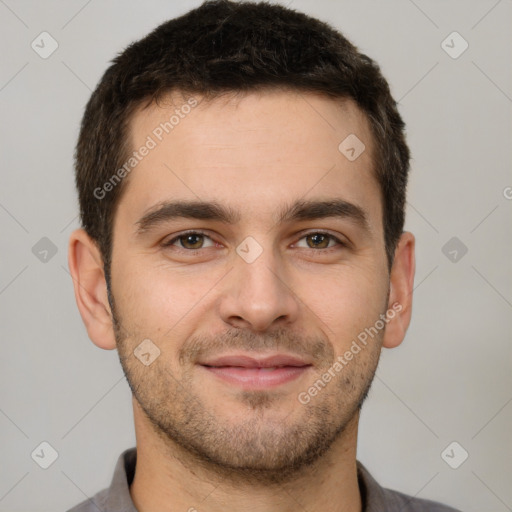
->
xmin=135 ymin=198 xmax=370 ymax=235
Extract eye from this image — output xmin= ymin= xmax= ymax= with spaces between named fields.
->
xmin=161 ymin=230 xmax=345 ymax=253
xmin=163 ymin=231 xmax=215 ymax=250
xmin=295 ymin=232 xmax=344 ymax=250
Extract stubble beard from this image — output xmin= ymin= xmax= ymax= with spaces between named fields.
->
xmin=112 ymin=303 xmax=383 ymax=485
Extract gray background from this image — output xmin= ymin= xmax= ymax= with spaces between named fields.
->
xmin=0 ymin=0 xmax=511 ymax=511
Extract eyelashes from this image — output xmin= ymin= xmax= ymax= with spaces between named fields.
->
xmin=162 ymin=230 xmax=346 ymax=253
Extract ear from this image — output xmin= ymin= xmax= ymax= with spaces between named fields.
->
xmin=382 ymin=231 xmax=415 ymax=349
xmin=68 ymin=228 xmax=117 ymax=350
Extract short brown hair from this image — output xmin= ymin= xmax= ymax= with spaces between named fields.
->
xmin=75 ymin=0 xmax=410 ymax=280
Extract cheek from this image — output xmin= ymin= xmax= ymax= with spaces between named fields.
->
xmin=297 ymin=264 xmax=388 ymax=348
xmin=112 ymin=257 xmax=223 ymax=336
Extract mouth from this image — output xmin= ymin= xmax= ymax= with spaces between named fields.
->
xmin=198 ymin=354 xmax=313 ymax=390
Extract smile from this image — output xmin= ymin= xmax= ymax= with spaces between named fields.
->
xmin=198 ymin=353 xmax=313 ymax=390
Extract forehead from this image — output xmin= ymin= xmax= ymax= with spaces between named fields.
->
xmin=118 ymin=89 xmax=381 ymax=231
xmin=130 ymin=89 xmax=374 ymax=159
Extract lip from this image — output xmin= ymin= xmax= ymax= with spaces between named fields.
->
xmin=200 ymin=353 xmax=311 ymax=368
xmin=198 ymin=353 xmax=313 ymax=390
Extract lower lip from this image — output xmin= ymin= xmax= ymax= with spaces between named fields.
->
xmin=201 ymin=365 xmax=311 ymax=389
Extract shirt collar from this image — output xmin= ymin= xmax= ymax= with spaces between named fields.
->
xmin=356 ymin=459 xmax=390 ymax=511
xmin=104 ymin=448 xmax=138 ymax=512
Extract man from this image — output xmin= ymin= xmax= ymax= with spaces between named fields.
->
xmin=67 ymin=1 xmax=460 ymax=511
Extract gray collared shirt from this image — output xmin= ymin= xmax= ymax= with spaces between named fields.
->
xmin=67 ymin=448 xmax=461 ymax=512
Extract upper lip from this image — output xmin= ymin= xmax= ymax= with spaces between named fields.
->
xmin=199 ymin=353 xmax=312 ymax=368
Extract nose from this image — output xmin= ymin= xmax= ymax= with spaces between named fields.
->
xmin=218 ymin=242 xmax=300 ymax=332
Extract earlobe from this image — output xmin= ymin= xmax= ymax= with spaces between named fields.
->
xmin=68 ymin=228 xmax=117 ymax=350
xmin=382 ymin=231 xmax=416 ymax=349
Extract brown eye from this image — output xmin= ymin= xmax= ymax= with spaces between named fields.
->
xmin=295 ymin=232 xmax=342 ymax=250
xmin=163 ymin=231 xmax=215 ymax=250
xmin=179 ymin=233 xmax=205 ymax=249
xmin=305 ymin=233 xmax=331 ymax=249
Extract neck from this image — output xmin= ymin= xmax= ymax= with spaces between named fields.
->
xmin=129 ymin=400 xmax=362 ymax=512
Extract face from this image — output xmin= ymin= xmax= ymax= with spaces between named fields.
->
xmin=109 ymin=90 xmax=391 ymax=480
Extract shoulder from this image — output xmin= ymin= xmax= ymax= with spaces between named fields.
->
xmin=65 ymin=488 xmax=109 ymax=512
xmin=65 ymin=448 xmax=137 ymax=512
xmin=356 ymin=460 xmax=462 ymax=512
xmin=379 ymin=486 xmax=462 ymax=511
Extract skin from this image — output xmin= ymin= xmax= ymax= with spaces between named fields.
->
xmin=69 ymin=89 xmax=415 ymax=512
